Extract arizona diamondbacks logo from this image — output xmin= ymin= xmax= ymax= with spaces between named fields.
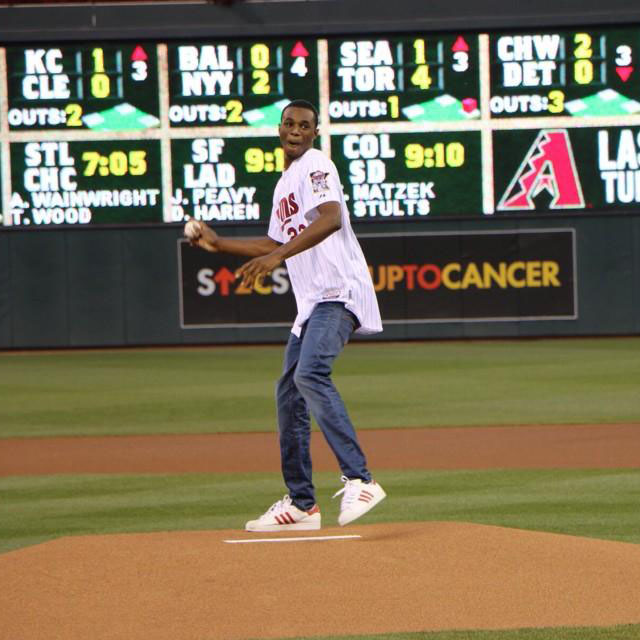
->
xmin=498 ymin=129 xmax=585 ymax=211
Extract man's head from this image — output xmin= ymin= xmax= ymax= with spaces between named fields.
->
xmin=279 ymin=100 xmax=319 ymax=166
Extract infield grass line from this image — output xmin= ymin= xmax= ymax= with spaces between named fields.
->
xmin=262 ymin=623 xmax=640 ymax=640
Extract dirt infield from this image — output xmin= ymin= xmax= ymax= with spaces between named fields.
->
xmin=2 ymin=424 xmax=640 ymax=640
xmin=3 ymin=522 xmax=640 ymax=639
xmin=2 ymin=423 xmax=640 ymax=476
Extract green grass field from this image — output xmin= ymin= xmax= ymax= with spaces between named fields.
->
xmin=3 ymin=469 xmax=640 ymax=554
xmin=1 ymin=338 xmax=639 ymax=640
xmin=1 ymin=338 xmax=639 ymax=438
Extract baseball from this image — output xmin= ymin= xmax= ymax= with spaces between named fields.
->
xmin=184 ymin=219 xmax=201 ymax=240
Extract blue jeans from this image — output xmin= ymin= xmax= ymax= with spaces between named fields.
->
xmin=276 ymin=302 xmax=372 ymax=511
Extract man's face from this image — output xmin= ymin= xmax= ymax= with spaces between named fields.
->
xmin=279 ymin=106 xmax=318 ymax=163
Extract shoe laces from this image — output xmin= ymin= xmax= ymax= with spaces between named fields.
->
xmin=332 ymin=475 xmax=361 ymax=509
xmin=265 ymin=495 xmax=293 ymax=516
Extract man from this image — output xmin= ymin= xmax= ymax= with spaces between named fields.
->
xmin=186 ymin=99 xmax=386 ymax=531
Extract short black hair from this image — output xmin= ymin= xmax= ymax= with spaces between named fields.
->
xmin=281 ymin=100 xmax=319 ymax=127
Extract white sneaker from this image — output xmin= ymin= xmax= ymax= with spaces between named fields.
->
xmin=333 ymin=476 xmax=387 ymax=526
xmin=245 ymin=495 xmax=321 ymax=532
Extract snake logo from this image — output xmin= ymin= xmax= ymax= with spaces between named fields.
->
xmin=498 ymin=129 xmax=585 ymax=211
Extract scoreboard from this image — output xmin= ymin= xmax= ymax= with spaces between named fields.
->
xmin=489 ymin=31 xmax=640 ymax=117
xmin=6 ymin=44 xmax=160 ymax=131
xmin=2 ymin=25 xmax=640 ymax=227
xmin=168 ymin=40 xmax=318 ymax=127
xmin=327 ymin=36 xmax=480 ymax=123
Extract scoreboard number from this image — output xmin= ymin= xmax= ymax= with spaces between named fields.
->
xmin=452 ymin=51 xmax=469 ymax=72
xmin=91 ymin=48 xmax=111 ymax=99
xmin=244 ymin=147 xmax=285 ymax=173
xmin=225 ymin=99 xmax=243 ymax=123
xmin=615 ymin=45 xmax=632 ymax=66
xmin=82 ymin=150 xmax=148 ymax=177
xmin=410 ymin=39 xmax=434 ymax=90
xmin=290 ymin=57 xmax=307 ymax=77
xmin=131 ymin=61 xmax=148 ymax=81
xmin=250 ymin=43 xmax=271 ymax=95
xmin=64 ymin=103 xmax=83 ymax=127
xmin=573 ymin=33 xmax=594 ymax=85
xmin=547 ymin=89 xmax=565 ymax=114
xmin=405 ymin=142 xmax=465 ymax=169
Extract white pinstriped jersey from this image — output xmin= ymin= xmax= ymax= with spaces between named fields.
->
xmin=268 ymin=148 xmax=382 ymax=337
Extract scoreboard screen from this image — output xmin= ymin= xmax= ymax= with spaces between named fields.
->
xmin=7 ymin=44 xmax=159 ymax=130
xmin=327 ymin=36 xmax=480 ymax=123
xmin=332 ymin=132 xmax=482 ymax=217
xmin=2 ymin=25 xmax=640 ymax=228
xmin=489 ymin=30 xmax=640 ymax=118
xmin=168 ymin=40 xmax=319 ymax=127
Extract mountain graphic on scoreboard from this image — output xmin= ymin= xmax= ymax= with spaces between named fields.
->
xmin=564 ymin=89 xmax=640 ymax=118
xmin=243 ymin=99 xmax=291 ymax=127
xmin=402 ymin=94 xmax=480 ymax=122
xmin=82 ymin=103 xmax=160 ymax=131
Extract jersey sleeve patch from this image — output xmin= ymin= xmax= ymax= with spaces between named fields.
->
xmin=309 ymin=170 xmax=330 ymax=194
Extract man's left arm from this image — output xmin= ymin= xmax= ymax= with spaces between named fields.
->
xmin=235 ymin=201 xmax=341 ymax=288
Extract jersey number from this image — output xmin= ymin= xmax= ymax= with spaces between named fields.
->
xmin=286 ymin=224 xmax=307 ymax=238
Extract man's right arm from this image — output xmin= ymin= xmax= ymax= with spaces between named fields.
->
xmin=187 ymin=220 xmax=281 ymax=257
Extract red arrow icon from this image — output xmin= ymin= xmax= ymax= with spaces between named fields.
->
xmin=290 ymin=41 xmax=309 ymax=57
xmin=452 ymin=36 xmax=469 ymax=53
xmin=214 ymin=267 xmax=236 ymax=296
xmin=131 ymin=46 xmax=148 ymax=62
xmin=616 ymin=66 xmax=634 ymax=82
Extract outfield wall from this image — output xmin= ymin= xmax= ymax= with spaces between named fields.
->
xmin=2 ymin=0 xmax=640 ymax=348
xmin=1 ymin=214 xmax=639 ymax=348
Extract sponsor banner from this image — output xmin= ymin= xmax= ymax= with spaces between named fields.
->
xmin=363 ymin=230 xmax=576 ymax=322
xmin=179 ymin=229 xmax=576 ymax=328
xmin=179 ymin=239 xmax=297 ymax=328
xmin=494 ymin=127 xmax=640 ymax=213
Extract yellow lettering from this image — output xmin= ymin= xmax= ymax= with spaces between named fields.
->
xmin=369 ymin=265 xmax=386 ymax=292
xmin=507 ymin=261 xmax=526 ymax=288
xmin=387 ymin=265 xmax=404 ymax=291
xmin=442 ymin=263 xmax=461 ymax=289
xmin=461 ymin=263 xmax=484 ymax=289
xmin=235 ymin=281 xmax=252 ymax=295
xmin=542 ymin=261 xmax=561 ymax=286
xmin=253 ymin=275 xmax=271 ymax=295
xmin=526 ymin=261 xmax=542 ymax=287
xmin=483 ymin=262 xmax=507 ymax=288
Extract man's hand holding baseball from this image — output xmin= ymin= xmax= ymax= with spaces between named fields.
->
xmin=185 ymin=220 xmax=220 ymax=253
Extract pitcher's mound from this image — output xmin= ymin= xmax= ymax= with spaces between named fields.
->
xmin=2 ymin=522 xmax=640 ymax=640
